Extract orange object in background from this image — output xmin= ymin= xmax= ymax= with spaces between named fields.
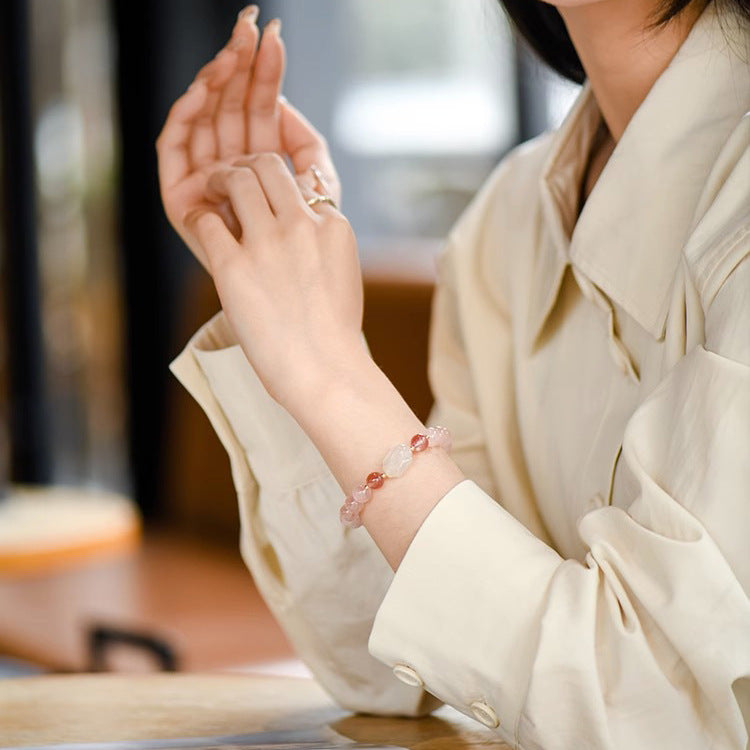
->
xmin=0 ymin=486 xmax=139 ymax=578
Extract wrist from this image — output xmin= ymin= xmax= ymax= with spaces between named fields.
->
xmin=276 ymin=334 xmax=465 ymax=571
xmin=275 ymin=334 xmax=376 ymax=418
xmin=284 ymin=343 xmax=427 ymax=492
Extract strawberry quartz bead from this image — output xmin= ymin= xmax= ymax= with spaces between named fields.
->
xmin=339 ymin=500 xmax=362 ymax=529
xmin=410 ymin=434 xmax=429 ymax=452
xmin=366 ymin=472 xmax=386 ymax=490
xmin=352 ymin=483 xmax=372 ymax=505
xmin=426 ymin=425 xmax=452 ymax=451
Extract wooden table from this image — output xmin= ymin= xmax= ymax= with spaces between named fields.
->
xmin=0 ymin=530 xmax=293 ymax=672
xmin=0 ymin=673 xmax=512 ymax=749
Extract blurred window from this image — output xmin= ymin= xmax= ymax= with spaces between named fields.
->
xmin=277 ymin=0 xmax=517 ymax=245
xmin=333 ymin=1 xmax=515 ymax=158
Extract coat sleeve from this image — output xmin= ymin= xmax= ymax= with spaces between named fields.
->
xmin=170 ymin=312 xmax=442 ymax=716
xmin=368 ymin=226 xmax=750 ymax=748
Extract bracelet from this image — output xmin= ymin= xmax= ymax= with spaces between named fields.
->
xmin=339 ymin=426 xmax=452 ymax=529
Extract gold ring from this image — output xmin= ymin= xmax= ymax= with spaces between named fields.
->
xmin=306 ymin=194 xmax=338 ymax=210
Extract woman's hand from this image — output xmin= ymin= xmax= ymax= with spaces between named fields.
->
xmin=186 ymin=153 xmax=363 ymax=409
xmin=156 ymin=5 xmax=341 ymax=272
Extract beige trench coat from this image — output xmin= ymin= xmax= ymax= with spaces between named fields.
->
xmin=171 ymin=4 xmax=750 ymax=748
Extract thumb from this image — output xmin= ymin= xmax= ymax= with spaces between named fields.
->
xmin=184 ymin=208 xmax=238 ymax=274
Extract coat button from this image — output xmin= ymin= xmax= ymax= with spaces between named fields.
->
xmin=392 ymin=664 xmax=424 ymax=688
xmin=470 ymin=700 xmax=499 ymax=728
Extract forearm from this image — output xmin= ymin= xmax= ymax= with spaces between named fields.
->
xmin=171 ymin=318 xmax=443 ymax=716
xmin=283 ymin=346 xmax=465 ymax=570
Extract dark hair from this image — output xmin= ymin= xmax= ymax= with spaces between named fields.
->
xmin=500 ymin=0 xmax=750 ymax=84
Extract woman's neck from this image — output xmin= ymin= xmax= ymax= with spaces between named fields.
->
xmin=559 ymin=0 xmax=706 ymax=142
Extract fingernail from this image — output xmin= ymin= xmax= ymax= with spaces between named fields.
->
xmin=266 ymin=18 xmax=282 ymax=35
xmin=229 ymin=36 xmax=247 ymax=51
xmin=237 ymin=5 xmax=259 ymax=23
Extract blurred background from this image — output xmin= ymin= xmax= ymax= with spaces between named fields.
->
xmin=0 ymin=0 xmax=578 ymax=677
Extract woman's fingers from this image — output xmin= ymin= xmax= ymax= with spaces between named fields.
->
xmin=212 ymin=198 xmax=243 ymax=241
xmin=231 ymin=154 xmax=309 ymax=218
xmin=215 ymin=9 xmax=261 ymax=158
xmin=184 ymin=209 xmax=238 ymax=273
xmin=188 ymin=48 xmax=238 ymax=168
xmin=156 ymin=80 xmax=209 ymax=191
xmin=205 ymin=164 xmax=273 ymax=236
xmin=206 ymin=153 xmax=339 ymax=247
xmin=280 ymin=101 xmax=340 ymax=200
xmin=246 ymin=19 xmax=286 ymax=154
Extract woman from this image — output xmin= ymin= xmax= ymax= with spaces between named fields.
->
xmin=158 ymin=1 xmax=750 ymax=747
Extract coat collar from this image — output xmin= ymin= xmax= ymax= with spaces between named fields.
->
xmin=529 ymin=2 xmax=750 ymax=345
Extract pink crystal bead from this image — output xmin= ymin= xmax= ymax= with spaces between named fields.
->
xmin=366 ymin=472 xmax=386 ymax=490
xmin=339 ymin=500 xmax=362 ymax=529
xmin=426 ymin=425 xmax=452 ymax=451
xmin=352 ymin=483 xmax=372 ymax=505
xmin=382 ymin=443 xmax=413 ymax=478
xmin=410 ymin=434 xmax=429 ymax=452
